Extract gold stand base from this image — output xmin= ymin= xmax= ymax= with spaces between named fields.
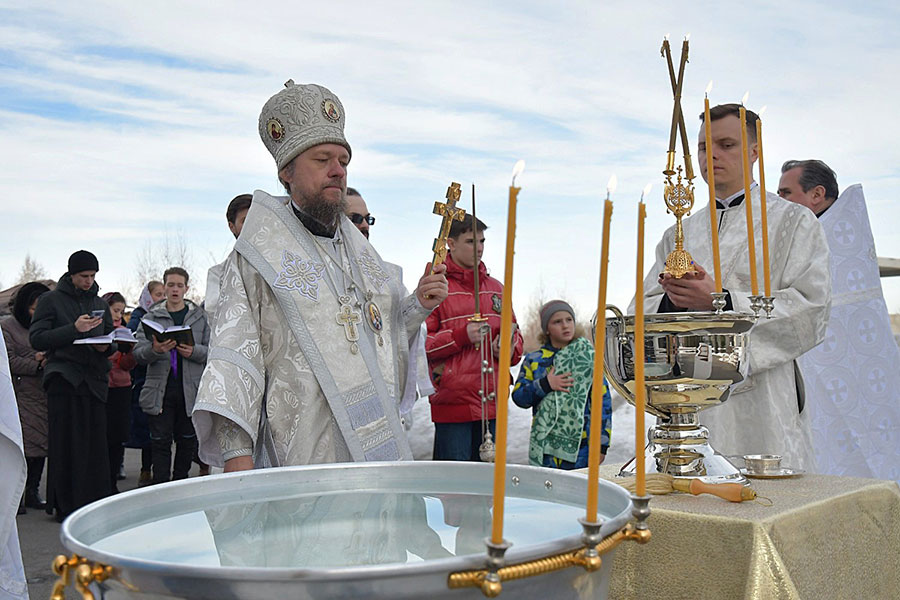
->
xmin=664 ymin=248 xmax=694 ymax=279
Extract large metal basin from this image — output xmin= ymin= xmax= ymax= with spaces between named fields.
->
xmin=60 ymin=461 xmax=632 ymax=599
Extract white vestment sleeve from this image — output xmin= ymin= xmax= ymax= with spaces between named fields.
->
xmin=734 ymin=211 xmax=831 ymax=375
xmin=193 ymin=253 xmax=267 ymax=468
xmin=402 ymin=293 xmax=432 ymax=339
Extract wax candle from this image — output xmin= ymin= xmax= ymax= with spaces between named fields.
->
xmin=739 ymin=99 xmax=759 ymax=296
xmin=587 ymin=174 xmax=615 ymax=523
xmin=490 ymin=159 xmax=524 ymax=545
xmin=635 ymin=194 xmax=647 ymax=497
xmin=756 ymin=108 xmax=771 ymax=297
xmin=704 ymin=83 xmax=722 ymax=293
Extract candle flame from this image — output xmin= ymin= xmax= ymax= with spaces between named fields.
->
xmin=705 ymin=80 xmax=713 ymax=95
xmin=641 ymin=183 xmax=653 ymax=201
xmin=742 ymin=91 xmax=750 ymax=106
xmin=511 ymin=159 xmax=525 ymax=186
xmin=607 ymin=174 xmax=618 ymax=195
xmin=759 ymin=105 xmax=767 ymax=116
xmin=664 ymin=33 xmax=669 ymax=41
xmin=685 ymin=33 xmax=691 ymax=41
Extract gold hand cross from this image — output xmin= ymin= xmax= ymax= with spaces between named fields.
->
xmin=431 ymin=182 xmax=466 ymax=273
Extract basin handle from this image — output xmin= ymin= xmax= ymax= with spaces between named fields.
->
xmin=604 ymin=304 xmax=628 ymax=345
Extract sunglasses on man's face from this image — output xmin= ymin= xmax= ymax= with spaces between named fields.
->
xmin=349 ymin=213 xmax=375 ymax=226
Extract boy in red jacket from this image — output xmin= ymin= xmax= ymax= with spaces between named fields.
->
xmin=426 ymin=215 xmax=524 ymax=461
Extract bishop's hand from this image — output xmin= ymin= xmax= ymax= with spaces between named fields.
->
xmin=416 ymin=262 xmax=448 ymax=310
xmin=658 ymin=262 xmax=715 ymax=310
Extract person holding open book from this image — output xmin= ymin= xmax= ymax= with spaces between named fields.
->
xmin=134 ymin=267 xmax=209 ymax=484
xmin=102 ymin=291 xmax=136 ymax=493
xmin=29 ymin=250 xmax=115 ymax=521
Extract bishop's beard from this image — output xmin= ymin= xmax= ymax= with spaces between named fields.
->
xmin=297 ymin=188 xmax=348 ymax=231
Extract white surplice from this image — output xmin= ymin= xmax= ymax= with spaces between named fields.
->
xmin=798 ymin=184 xmax=900 ymax=480
xmin=0 ymin=334 xmax=29 ymax=600
xmin=639 ymin=185 xmax=831 ymax=471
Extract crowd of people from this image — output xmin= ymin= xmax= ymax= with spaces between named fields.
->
xmin=2 ymin=82 xmax=892 ymax=550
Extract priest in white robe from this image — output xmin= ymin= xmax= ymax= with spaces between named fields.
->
xmin=779 ymin=160 xmax=900 ymax=481
xmin=639 ymin=104 xmax=831 ymax=472
xmin=193 ymin=81 xmax=448 ymax=471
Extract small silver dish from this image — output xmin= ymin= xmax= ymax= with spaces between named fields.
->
xmin=742 ymin=454 xmax=783 ymax=474
xmin=740 ymin=467 xmax=805 ymax=479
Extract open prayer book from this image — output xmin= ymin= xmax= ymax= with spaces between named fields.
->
xmin=73 ymin=327 xmax=138 ymax=345
xmin=141 ymin=319 xmax=194 ymax=346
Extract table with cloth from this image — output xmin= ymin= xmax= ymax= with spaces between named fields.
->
xmin=595 ymin=465 xmax=900 ymax=599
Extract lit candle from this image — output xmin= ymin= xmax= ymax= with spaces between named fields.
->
xmin=739 ymin=94 xmax=759 ymax=296
xmin=756 ymin=106 xmax=771 ymax=297
xmin=635 ymin=186 xmax=648 ymax=497
xmin=491 ymin=159 xmax=524 ymax=545
xmin=704 ymin=81 xmax=723 ymax=293
xmin=587 ymin=174 xmax=615 ymax=523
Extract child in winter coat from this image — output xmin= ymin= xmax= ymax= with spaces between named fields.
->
xmin=512 ymin=300 xmax=612 ymax=469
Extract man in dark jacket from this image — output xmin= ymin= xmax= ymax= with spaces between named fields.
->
xmin=426 ymin=216 xmax=524 ymax=461
xmin=29 ymin=250 xmax=114 ymax=521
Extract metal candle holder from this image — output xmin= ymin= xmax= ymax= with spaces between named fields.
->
xmin=749 ymin=295 xmax=764 ymax=317
xmin=711 ymin=292 xmax=728 ymax=314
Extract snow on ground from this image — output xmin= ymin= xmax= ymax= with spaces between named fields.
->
xmin=408 ymin=389 xmax=640 ymax=469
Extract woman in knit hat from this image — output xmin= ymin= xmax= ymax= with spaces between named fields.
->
xmin=29 ymin=250 xmax=114 ymax=520
xmin=512 ymin=300 xmax=612 ymax=469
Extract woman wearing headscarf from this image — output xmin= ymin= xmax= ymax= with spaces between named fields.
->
xmin=1 ymin=281 xmax=51 ymax=511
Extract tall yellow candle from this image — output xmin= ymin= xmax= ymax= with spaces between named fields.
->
xmin=490 ymin=159 xmax=524 ymax=545
xmin=704 ymin=84 xmax=722 ymax=293
xmin=587 ymin=174 xmax=616 ymax=523
xmin=756 ymin=110 xmax=771 ymax=297
xmin=739 ymin=101 xmax=759 ymax=296
xmin=634 ymin=186 xmax=649 ymax=497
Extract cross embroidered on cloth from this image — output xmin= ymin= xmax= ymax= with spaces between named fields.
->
xmin=273 ymin=249 xmax=326 ymax=301
xmin=355 ymin=249 xmax=391 ymax=291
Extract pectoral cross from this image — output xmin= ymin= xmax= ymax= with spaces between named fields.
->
xmin=336 ymin=296 xmax=362 ymax=354
xmin=430 ymin=182 xmax=466 ymax=273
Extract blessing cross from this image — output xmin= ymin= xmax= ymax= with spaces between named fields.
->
xmin=431 ymin=182 xmax=466 ymax=273
xmin=336 ymin=297 xmax=362 ymax=354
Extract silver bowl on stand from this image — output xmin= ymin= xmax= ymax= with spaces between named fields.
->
xmin=603 ymin=305 xmax=756 ymax=484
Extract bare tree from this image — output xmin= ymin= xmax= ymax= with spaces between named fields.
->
xmin=520 ymin=285 xmax=548 ymax=354
xmin=126 ymin=229 xmax=199 ymax=303
xmin=16 ymin=253 xmax=48 ymax=285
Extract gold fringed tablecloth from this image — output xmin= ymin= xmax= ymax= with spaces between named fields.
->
xmin=595 ymin=465 xmax=900 ymax=599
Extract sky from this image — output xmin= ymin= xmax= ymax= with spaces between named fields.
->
xmin=2 ymin=0 xmax=899 ymax=321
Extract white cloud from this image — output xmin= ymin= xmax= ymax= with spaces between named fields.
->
xmin=1 ymin=0 xmax=898 ymax=320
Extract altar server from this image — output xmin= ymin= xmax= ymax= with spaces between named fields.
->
xmin=780 ymin=160 xmax=900 ymax=480
xmin=193 ymin=81 xmax=448 ymax=471
xmin=640 ymin=104 xmax=831 ymax=472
